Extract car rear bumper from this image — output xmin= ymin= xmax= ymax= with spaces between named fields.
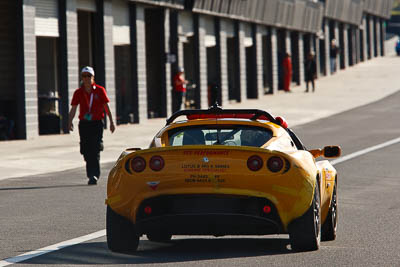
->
xmin=135 ymin=195 xmax=285 ymax=235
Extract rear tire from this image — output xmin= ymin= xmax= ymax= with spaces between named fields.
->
xmin=146 ymin=232 xmax=172 ymax=242
xmin=322 ymin=182 xmax=338 ymax=241
xmin=106 ymin=206 xmax=139 ymax=252
xmin=289 ymin=185 xmax=321 ymax=251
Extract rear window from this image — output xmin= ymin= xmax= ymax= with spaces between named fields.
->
xmin=168 ymin=125 xmax=273 ymax=147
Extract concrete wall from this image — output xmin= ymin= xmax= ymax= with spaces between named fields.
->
xmin=20 ymin=0 xmax=38 ymax=139
xmin=270 ymin=28 xmax=278 ymax=94
xmin=197 ymin=15 xmax=208 ymax=109
xmin=135 ymin=5 xmax=148 ymax=122
xmin=238 ymin=22 xmax=246 ymax=102
xmin=324 ymin=20 xmax=331 ymax=76
xmin=255 ymin=25 xmax=264 ymax=99
xmin=103 ymin=0 xmax=116 ymax=120
xmin=298 ymin=33 xmax=304 ymax=85
xmin=219 ymin=19 xmax=229 ymax=106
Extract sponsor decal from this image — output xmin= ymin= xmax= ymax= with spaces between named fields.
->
xmin=184 ymin=174 xmax=225 ymax=185
xmin=181 ymin=163 xmax=230 ymax=172
xmin=183 ymin=150 xmax=230 ymax=156
xmin=146 ymin=181 xmax=160 ymax=190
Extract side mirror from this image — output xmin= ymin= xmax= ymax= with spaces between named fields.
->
xmin=323 ymin=146 xmax=341 ymax=158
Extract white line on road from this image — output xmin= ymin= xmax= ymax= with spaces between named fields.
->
xmin=0 ymin=230 xmax=105 ymax=267
xmin=330 ymin=137 xmax=400 ymax=166
xmin=2 ymin=137 xmax=400 ymax=265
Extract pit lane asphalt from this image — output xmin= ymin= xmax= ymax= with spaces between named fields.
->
xmin=1 ymin=87 xmax=400 ymax=266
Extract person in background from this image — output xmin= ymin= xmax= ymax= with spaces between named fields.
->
xmin=330 ymin=39 xmax=340 ymax=74
xmin=68 ymin=66 xmax=115 ymax=185
xmin=305 ymin=51 xmax=317 ymax=93
xmin=282 ymin=52 xmax=292 ymax=93
xmin=173 ymin=67 xmax=188 ymax=112
xmin=395 ymin=36 xmax=400 ymax=56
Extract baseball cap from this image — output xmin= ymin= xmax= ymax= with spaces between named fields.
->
xmin=81 ymin=66 xmax=95 ymax=76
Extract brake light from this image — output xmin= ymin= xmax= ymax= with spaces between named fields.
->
xmin=149 ymin=156 xmax=164 ymax=171
xmin=263 ymin=205 xmax=272 ymax=214
xmin=144 ymin=206 xmax=152 ymax=215
xmin=247 ymin=155 xmax=263 ymax=171
xmin=267 ymin=156 xmax=284 ymax=173
xmin=131 ymin=156 xmax=146 ymax=172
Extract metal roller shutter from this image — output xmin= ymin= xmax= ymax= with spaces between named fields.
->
xmin=223 ymin=19 xmax=235 ymax=38
xmin=76 ymin=0 xmax=96 ymax=12
xmin=113 ymin=0 xmax=130 ymax=45
xmin=180 ymin=11 xmax=194 ymax=37
xmin=35 ymin=0 xmax=59 ymax=37
xmin=244 ymin=23 xmax=253 ymax=47
xmin=204 ymin=15 xmax=216 ymax=47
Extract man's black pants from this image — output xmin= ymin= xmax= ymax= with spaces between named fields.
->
xmin=78 ymin=120 xmax=104 ymax=179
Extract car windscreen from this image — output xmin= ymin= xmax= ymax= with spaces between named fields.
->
xmin=168 ymin=125 xmax=273 ymax=147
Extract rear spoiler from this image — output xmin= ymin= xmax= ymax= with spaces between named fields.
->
xmin=166 ymin=104 xmax=287 ymax=127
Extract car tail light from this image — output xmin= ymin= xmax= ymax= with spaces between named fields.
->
xmin=247 ymin=155 xmax=263 ymax=171
xmin=144 ymin=206 xmax=152 ymax=215
xmin=149 ymin=156 xmax=164 ymax=171
xmin=263 ymin=205 xmax=272 ymax=214
xmin=267 ymin=156 xmax=284 ymax=173
xmin=131 ymin=156 xmax=146 ymax=172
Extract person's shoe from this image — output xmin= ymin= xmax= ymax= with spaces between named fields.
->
xmin=88 ymin=176 xmax=98 ymax=185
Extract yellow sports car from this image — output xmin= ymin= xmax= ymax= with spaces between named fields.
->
xmin=106 ymin=106 xmax=341 ymax=252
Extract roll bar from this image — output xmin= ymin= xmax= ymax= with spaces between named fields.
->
xmin=166 ymin=104 xmax=281 ymax=126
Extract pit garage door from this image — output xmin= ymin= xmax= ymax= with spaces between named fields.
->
xmin=35 ymin=0 xmax=59 ymax=37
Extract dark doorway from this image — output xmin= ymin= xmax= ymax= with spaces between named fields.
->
xmin=338 ymin=24 xmax=345 ymax=69
xmin=245 ymin=27 xmax=257 ymax=99
xmin=291 ymin=32 xmax=300 ymax=85
xmin=145 ymin=8 xmax=166 ymax=118
xmin=303 ymin=33 xmax=311 ymax=67
xmin=379 ymin=20 xmax=384 ymax=56
xmin=183 ymin=36 xmax=196 ymax=109
xmin=347 ymin=27 xmax=354 ymax=66
xmin=114 ymin=45 xmax=133 ymax=124
xmin=366 ymin=16 xmax=371 ymax=59
xmin=207 ymin=45 xmax=219 ymax=106
xmin=359 ymin=29 xmax=365 ymax=62
xmin=373 ymin=17 xmax=378 ymax=57
xmin=277 ymin=29 xmax=286 ymax=90
xmin=319 ymin=38 xmax=326 ymax=75
xmin=329 ymin=20 xmax=335 ymax=41
xmin=78 ymin=10 xmax=95 ymax=72
xmin=227 ymin=37 xmax=239 ymax=101
xmin=37 ymin=37 xmax=61 ymax=135
xmin=0 ymin=0 xmax=17 ymax=140
xmin=262 ymin=32 xmax=272 ymax=94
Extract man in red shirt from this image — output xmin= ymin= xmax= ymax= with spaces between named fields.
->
xmin=173 ymin=67 xmax=188 ymax=112
xmin=68 ymin=66 xmax=115 ymax=185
